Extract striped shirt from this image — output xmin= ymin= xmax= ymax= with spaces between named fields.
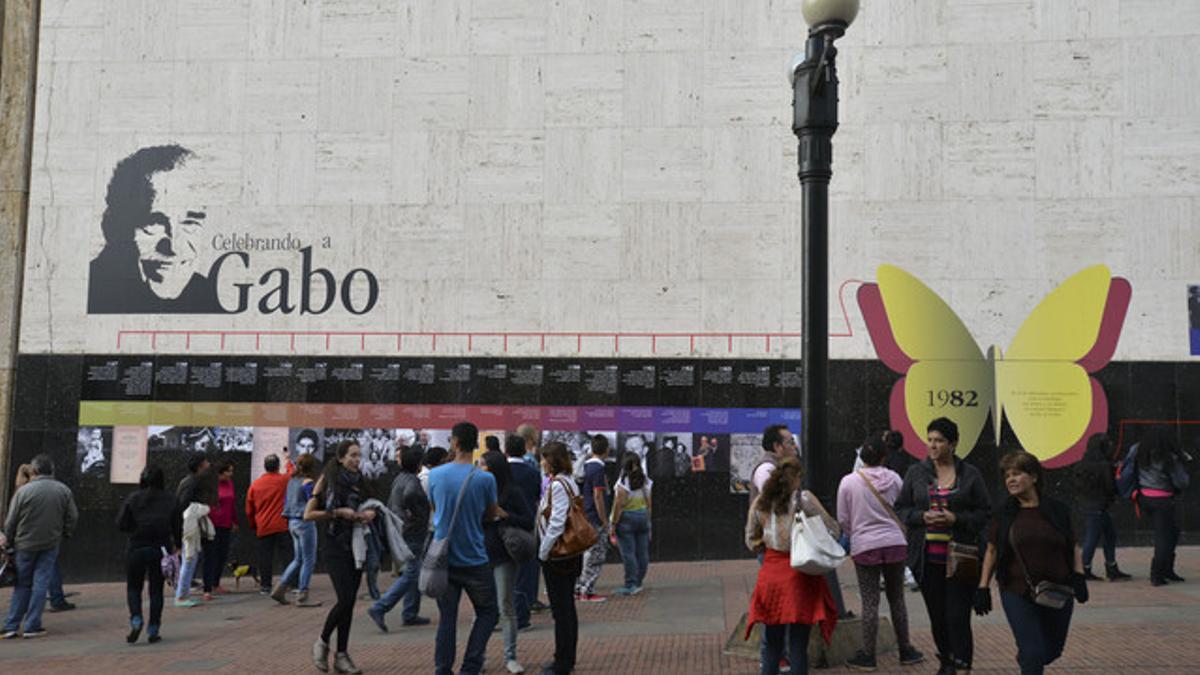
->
xmin=925 ymin=483 xmax=954 ymax=564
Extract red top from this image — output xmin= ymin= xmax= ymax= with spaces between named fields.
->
xmin=211 ymin=479 xmax=237 ymax=530
xmin=245 ymin=472 xmax=290 ymax=536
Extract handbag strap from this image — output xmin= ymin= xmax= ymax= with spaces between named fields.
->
xmin=443 ymin=466 xmax=477 ymax=539
xmin=857 ymin=470 xmax=907 ymax=536
xmin=1008 ymin=522 xmax=1039 ymax=593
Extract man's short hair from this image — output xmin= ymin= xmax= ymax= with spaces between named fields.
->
xmin=761 ymin=424 xmax=789 ymax=453
xmin=101 ymin=145 xmax=195 ymax=245
xmin=451 ymin=422 xmax=479 ymax=454
xmin=590 ymin=434 xmax=610 ymax=457
xmin=505 ymin=434 xmax=526 ymax=458
xmin=31 ymin=454 xmax=54 ymax=477
xmin=517 ymin=423 xmax=538 ymax=446
xmin=264 ymin=454 xmax=280 ymax=473
xmin=400 ymin=445 xmax=424 ymax=474
xmin=187 ymin=453 xmax=208 ymax=474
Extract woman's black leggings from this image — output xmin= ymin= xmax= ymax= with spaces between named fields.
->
xmin=321 ymin=543 xmax=362 ymax=653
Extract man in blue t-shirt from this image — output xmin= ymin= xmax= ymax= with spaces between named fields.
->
xmin=575 ymin=434 xmax=611 ymax=602
xmin=427 ymin=422 xmax=500 ymax=675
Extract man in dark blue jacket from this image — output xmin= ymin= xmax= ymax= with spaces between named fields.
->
xmin=505 ymin=434 xmax=543 ymax=629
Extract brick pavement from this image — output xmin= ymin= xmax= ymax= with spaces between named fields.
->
xmin=1 ymin=546 xmax=1199 ymax=673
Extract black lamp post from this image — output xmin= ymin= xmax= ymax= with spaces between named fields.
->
xmin=793 ymin=0 xmax=857 ymax=501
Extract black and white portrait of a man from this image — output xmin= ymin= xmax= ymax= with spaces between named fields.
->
xmin=87 ymin=145 xmax=224 ymax=313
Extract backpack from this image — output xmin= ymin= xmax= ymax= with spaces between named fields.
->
xmin=1115 ymin=443 xmax=1140 ymax=500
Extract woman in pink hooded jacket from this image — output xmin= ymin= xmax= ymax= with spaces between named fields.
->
xmin=837 ymin=435 xmax=925 ymax=672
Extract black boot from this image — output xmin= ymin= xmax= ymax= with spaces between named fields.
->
xmin=1083 ymin=566 xmax=1103 ymax=582
xmin=1105 ymin=562 xmax=1132 ymax=581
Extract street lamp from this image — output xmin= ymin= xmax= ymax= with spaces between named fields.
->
xmin=793 ymin=0 xmax=857 ymax=501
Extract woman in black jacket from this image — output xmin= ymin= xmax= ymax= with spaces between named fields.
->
xmin=481 ymin=449 xmax=535 ymax=675
xmin=116 ymin=464 xmax=182 ymax=644
xmin=1071 ymin=434 xmax=1130 ymax=581
xmin=894 ymin=418 xmax=991 ymax=675
xmin=976 ymin=451 xmax=1088 ymax=675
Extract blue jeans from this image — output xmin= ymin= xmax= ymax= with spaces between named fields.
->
xmin=1080 ymin=510 xmax=1117 ymax=570
xmin=434 ymin=564 xmax=499 ymax=675
xmin=364 ymin=527 xmax=381 ymax=600
xmin=494 ymin=561 xmax=519 ymax=661
xmin=47 ymin=560 xmax=66 ymax=606
xmin=1000 ymin=590 xmax=1074 ymax=675
xmin=279 ymin=519 xmax=318 ymax=592
xmin=372 ymin=534 xmax=424 ymax=621
xmin=617 ymin=510 xmax=650 ymax=588
xmin=176 ymin=549 xmax=201 ymax=600
xmin=762 ymin=622 xmax=811 ymax=675
xmin=514 ymin=558 xmax=539 ymax=627
xmin=3 ymin=546 xmax=59 ymax=633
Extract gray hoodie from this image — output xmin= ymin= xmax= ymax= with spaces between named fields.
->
xmin=4 ymin=476 xmax=79 ymax=552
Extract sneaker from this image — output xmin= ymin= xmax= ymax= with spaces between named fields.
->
xmin=22 ymin=629 xmax=47 ymax=639
xmin=1 ymin=630 xmax=19 ymax=639
xmin=202 ymin=592 xmax=214 ymax=602
xmin=506 ymin=659 xmax=526 ymax=674
xmin=518 ymin=623 xmax=534 ymax=633
xmin=629 ymin=585 xmax=644 ymax=596
xmin=312 ymin=638 xmax=330 ymax=672
xmin=49 ymin=601 xmax=75 ymax=612
xmin=529 ymin=600 xmax=550 ymax=613
xmin=402 ymin=616 xmax=431 ymax=626
xmin=127 ymin=617 xmax=144 ymax=644
xmin=173 ymin=598 xmax=199 ymax=608
xmin=611 ymin=586 xmax=634 ymax=596
xmin=898 ymin=645 xmax=926 ymax=666
xmin=333 ymin=651 xmax=362 ymax=674
xmin=579 ymin=593 xmax=607 ymax=603
xmin=259 ymin=587 xmax=271 ymax=596
xmin=148 ymin=634 xmax=162 ymax=644
xmin=845 ymin=650 xmax=877 ymax=671
xmin=367 ymin=606 xmax=388 ymax=633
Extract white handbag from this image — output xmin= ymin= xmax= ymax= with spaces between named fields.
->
xmin=790 ymin=510 xmax=848 ymax=574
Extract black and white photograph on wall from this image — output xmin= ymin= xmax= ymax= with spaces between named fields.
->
xmin=183 ymin=427 xmax=217 ymax=453
xmin=147 ymin=425 xmax=188 ymax=452
xmin=362 ymin=429 xmax=397 ymax=480
xmin=213 ymin=427 xmax=253 ymax=452
xmin=289 ymin=427 xmax=324 ymax=463
xmin=729 ymin=433 xmax=762 ymax=494
xmin=691 ymin=434 xmax=730 ymax=473
xmin=616 ymin=432 xmax=654 ymax=478
xmin=652 ymin=435 xmax=693 ymax=479
xmin=76 ymin=426 xmax=112 ymax=479
xmin=541 ymin=431 xmax=588 ymax=466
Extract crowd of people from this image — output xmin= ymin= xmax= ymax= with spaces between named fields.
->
xmin=0 ymin=418 xmax=1193 ymax=675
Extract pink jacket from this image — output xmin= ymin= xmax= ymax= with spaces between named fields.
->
xmin=836 ymin=466 xmax=906 ymax=556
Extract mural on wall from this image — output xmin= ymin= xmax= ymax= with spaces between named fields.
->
xmin=858 ymin=264 xmax=1131 ymax=468
xmin=87 ymin=145 xmax=381 ymax=317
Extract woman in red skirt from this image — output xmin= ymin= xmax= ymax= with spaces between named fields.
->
xmin=745 ymin=457 xmax=839 ymax=675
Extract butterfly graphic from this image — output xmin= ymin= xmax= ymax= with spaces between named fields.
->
xmin=857 ymin=264 xmax=1131 ymax=468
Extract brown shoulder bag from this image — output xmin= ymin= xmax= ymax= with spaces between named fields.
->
xmin=543 ymin=477 xmax=598 ymax=560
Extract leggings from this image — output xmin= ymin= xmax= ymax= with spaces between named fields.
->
xmin=854 ymin=561 xmax=911 ymax=657
xmin=126 ymin=546 xmax=165 ymax=630
xmin=321 ymin=542 xmax=362 ymax=653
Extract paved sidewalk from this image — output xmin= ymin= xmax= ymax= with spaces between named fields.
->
xmin=1 ymin=547 xmax=1199 ymax=673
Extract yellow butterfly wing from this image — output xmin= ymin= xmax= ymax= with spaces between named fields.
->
xmin=997 ymin=265 xmax=1115 ymax=465
xmin=874 ymin=265 xmax=993 ymax=458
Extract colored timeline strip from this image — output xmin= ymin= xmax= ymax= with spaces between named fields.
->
xmin=78 ymin=402 xmax=801 ymax=434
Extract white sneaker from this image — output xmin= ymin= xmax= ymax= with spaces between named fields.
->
xmin=505 ymin=659 xmax=526 ymax=674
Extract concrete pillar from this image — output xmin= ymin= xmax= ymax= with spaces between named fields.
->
xmin=0 ymin=0 xmax=40 ymax=507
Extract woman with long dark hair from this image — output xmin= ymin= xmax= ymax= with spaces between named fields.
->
xmin=1072 ymin=433 xmax=1130 ymax=581
xmin=306 ymin=441 xmax=373 ymax=674
xmin=744 ymin=456 xmax=839 ymax=675
xmin=977 ymin=451 xmax=1088 ymax=674
xmin=1134 ymin=429 xmax=1191 ymax=585
xmin=894 ymin=417 xmax=991 ymax=675
xmin=273 ymin=453 xmax=323 ymax=607
xmin=610 ymin=453 xmax=652 ymax=596
xmin=202 ymin=459 xmax=237 ymax=600
xmin=537 ymin=442 xmax=583 ymax=675
xmin=482 ymin=449 xmax=534 ymax=674
xmin=116 ymin=464 xmax=181 ymax=644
